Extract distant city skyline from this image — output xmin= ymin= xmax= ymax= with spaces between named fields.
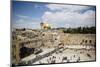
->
xmin=12 ymin=1 xmax=96 ymax=29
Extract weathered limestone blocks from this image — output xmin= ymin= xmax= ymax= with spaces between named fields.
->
xmin=60 ymin=34 xmax=96 ymax=45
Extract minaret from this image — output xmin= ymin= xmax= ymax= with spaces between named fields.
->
xmin=40 ymin=22 xmax=44 ymax=29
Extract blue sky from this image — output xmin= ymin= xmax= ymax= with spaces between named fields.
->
xmin=12 ymin=1 xmax=96 ymax=29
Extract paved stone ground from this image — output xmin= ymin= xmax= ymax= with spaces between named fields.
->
xmin=19 ymin=45 xmax=95 ymax=65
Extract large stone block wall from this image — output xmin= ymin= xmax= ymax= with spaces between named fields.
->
xmin=60 ymin=34 xmax=96 ymax=45
xmin=12 ymin=29 xmax=96 ymax=48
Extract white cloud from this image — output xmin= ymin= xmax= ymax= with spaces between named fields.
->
xmin=13 ymin=15 xmax=41 ymax=29
xmin=17 ymin=14 xmax=40 ymax=20
xmin=42 ymin=4 xmax=95 ymax=28
xmin=46 ymin=4 xmax=91 ymax=12
xmin=17 ymin=15 xmax=31 ymax=19
xmin=12 ymin=20 xmax=40 ymax=29
xmin=16 ymin=19 xmax=24 ymax=23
